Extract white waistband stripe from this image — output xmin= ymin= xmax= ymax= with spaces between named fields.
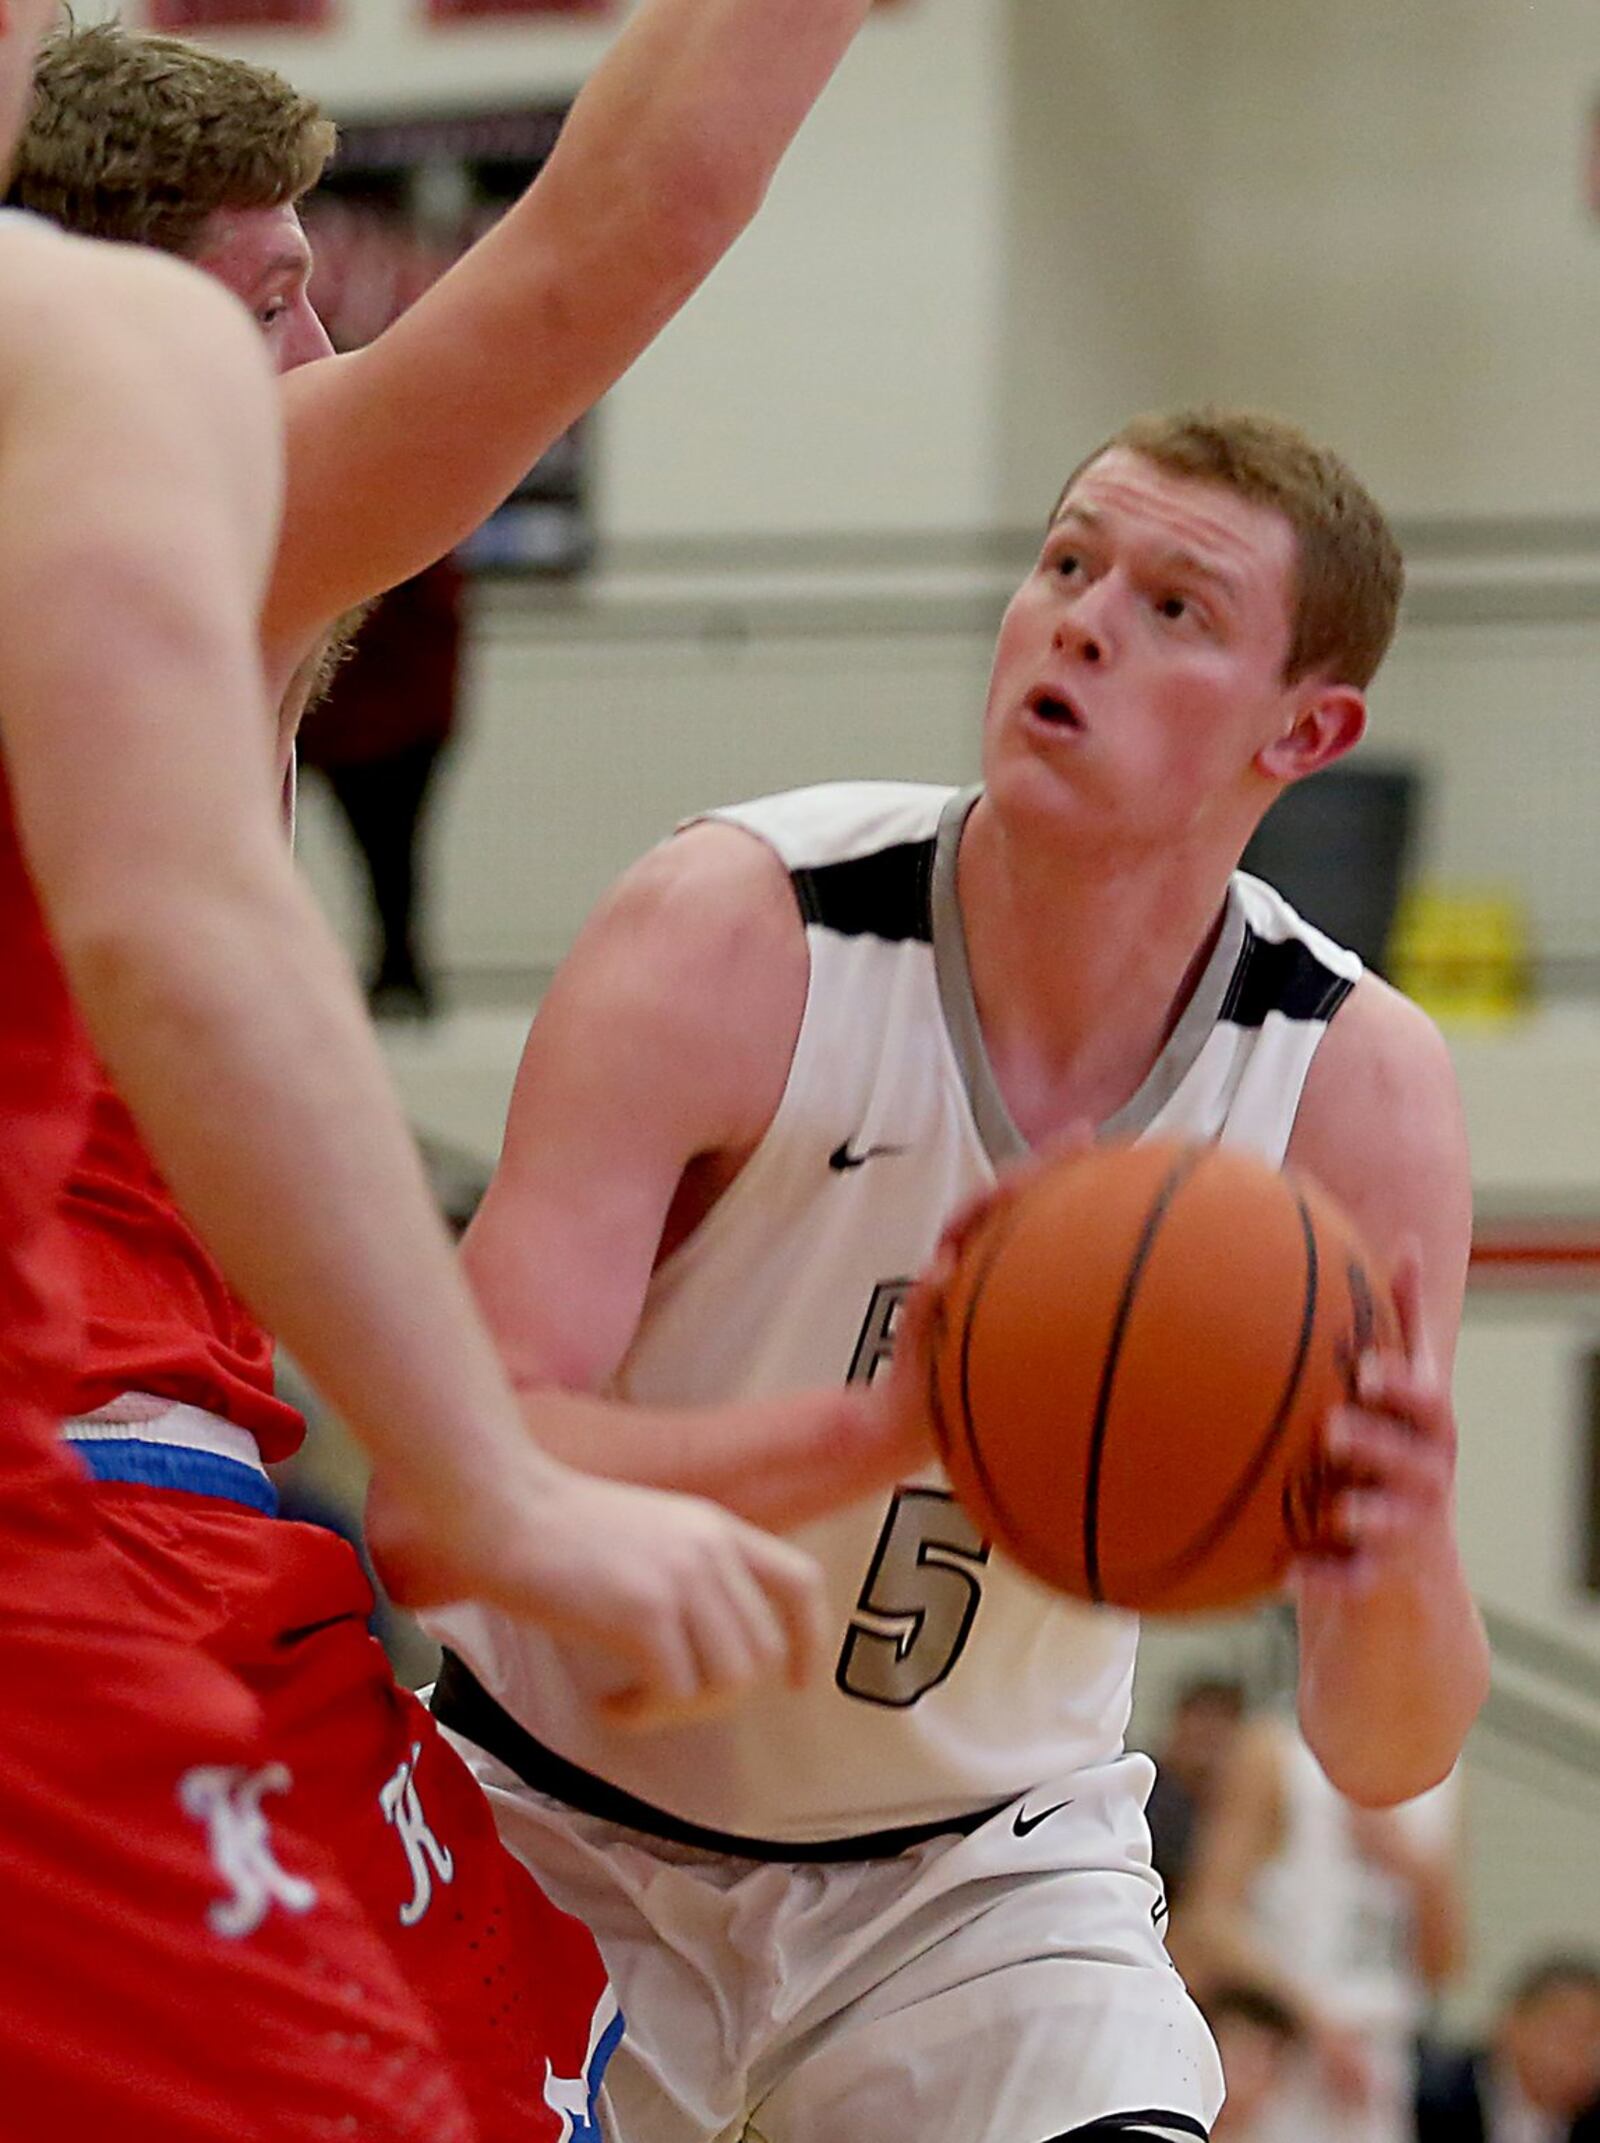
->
xmin=61 ymin=1396 xmax=269 ymax=1479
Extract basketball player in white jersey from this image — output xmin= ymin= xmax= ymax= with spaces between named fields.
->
xmin=1180 ymin=1712 xmax=1464 ymax=2143
xmin=432 ymin=409 xmax=1492 ymax=2143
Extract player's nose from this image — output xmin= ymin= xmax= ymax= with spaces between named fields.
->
xmin=284 ymin=302 xmax=336 ymax=372
xmin=1054 ymin=603 xmax=1109 ymax=667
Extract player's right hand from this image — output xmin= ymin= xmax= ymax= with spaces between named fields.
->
xmin=368 ymin=1456 xmax=827 ymax=1729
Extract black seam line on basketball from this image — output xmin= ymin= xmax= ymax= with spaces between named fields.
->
xmin=1082 ymin=1147 xmax=1208 ymax=1605
xmin=953 ymin=1194 xmax=1041 ymax=1569
xmin=1134 ymin=1185 xmax=1322 ymax=1595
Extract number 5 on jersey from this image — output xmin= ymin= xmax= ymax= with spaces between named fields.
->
xmin=836 ymin=1487 xmax=990 ymax=1707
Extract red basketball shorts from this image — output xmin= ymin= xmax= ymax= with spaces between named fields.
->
xmin=86 ymin=1479 xmax=619 ymax=2143
xmin=0 ymin=1595 xmax=477 ymax=2141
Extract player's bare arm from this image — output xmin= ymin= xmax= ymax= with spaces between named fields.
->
xmin=1283 ymin=974 xmax=1490 ymax=1804
xmin=462 ymin=821 xmax=934 ymax=1530
xmin=264 ymin=0 xmax=872 ymax=670
xmin=0 ymin=230 xmax=822 ymax=1724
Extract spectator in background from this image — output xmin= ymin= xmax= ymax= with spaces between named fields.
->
xmin=1416 ymin=1955 xmax=1600 ymax=2143
xmin=297 ymin=555 xmax=463 ymax=1018
xmin=292 ymin=199 xmax=469 ymax=1019
xmin=1147 ymin=1672 xmax=1247 ymax=1911
xmin=1177 ymin=1710 xmax=1465 ymax=2143
xmin=1206 ymin=1984 xmax=1306 ymax=2143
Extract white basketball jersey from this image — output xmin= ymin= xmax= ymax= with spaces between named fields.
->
xmin=439 ymin=783 xmax=1361 ymax=1847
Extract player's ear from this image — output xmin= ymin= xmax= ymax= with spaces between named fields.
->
xmin=1254 ymin=683 xmax=1366 ymax=784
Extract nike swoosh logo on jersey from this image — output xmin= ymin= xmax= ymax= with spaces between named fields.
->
xmin=829 ymin=1139 xmax=909 ymax=1172
xmin=1011 ymin=1797 xmax=1073 ymax=1837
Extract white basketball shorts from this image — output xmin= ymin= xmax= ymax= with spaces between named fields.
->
xmin=442 ymin=1730 xmax=1223 ymax=2143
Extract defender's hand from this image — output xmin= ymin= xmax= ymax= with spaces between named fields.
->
xmin=369 ymin=1456 xmax=826 ymax=1729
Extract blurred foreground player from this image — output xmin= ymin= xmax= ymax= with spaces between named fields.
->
xmin=9 ymin=5 xmax=883 ymax=2133
xmin=433 ymin=412 xmax=1492 ymax=2143
xmin=2 ymin=16 xmax=484 ymax=2132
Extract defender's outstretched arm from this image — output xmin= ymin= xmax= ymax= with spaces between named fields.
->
xmin=270 ymin=0 xmax=873 ymax=658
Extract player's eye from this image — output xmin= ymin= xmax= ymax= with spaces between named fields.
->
xmin=1156 ymin=592 xmax=1195 ymax=623
xmin=257 ymin=297 xmax=289 ymax=329
xmin=1053 ymin=551 xmax=1084 ymax=580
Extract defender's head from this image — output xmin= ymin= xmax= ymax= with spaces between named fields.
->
xmin=8 ymin=19 xmax=336 ymax=367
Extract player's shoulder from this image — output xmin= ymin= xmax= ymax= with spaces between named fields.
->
xmin=1312 ymin=968 xmax=1458 ymax=1112
xmin=552 ymin=819 xmax=804 ymax=1057
xmin=1290 ymin=969 xmax=1467 ymax=1248
xmin=0 ymin=217 xmax=236 ymax=336
xmin=705 ymin=779 xmax=957 ymax=873
xmin=529 ymin=822 xmax=807 ymax=1138
xmin=603 ymin=814 xmax=801 ymax=952
xmin=0 ymin=220 xmax=266 ymax=404
xmin=1233 ymin=1707 xmax=1295 ymax=1770
xmin=571 ymin=782 xmax=957 ymax=1015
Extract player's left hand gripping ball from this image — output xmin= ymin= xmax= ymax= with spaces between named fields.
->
xmin=1297 ymin=1243 xmax=1458 ymax=1597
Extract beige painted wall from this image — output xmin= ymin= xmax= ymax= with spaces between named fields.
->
xmin=106 ymin=0 xmax=1600 ymax=534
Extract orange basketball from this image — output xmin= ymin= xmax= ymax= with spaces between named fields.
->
xmin=927 ymin=1137 xmax=1399 ymax=1613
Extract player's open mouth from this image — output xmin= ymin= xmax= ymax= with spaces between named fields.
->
xmin=1025 ymin=688 xmax=1085 ymax=733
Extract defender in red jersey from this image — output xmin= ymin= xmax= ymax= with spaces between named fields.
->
xmin=6 ymin=6 xmax=920 ymax=2136
xmin=0 ymin=169 xmax=477 ymax=2143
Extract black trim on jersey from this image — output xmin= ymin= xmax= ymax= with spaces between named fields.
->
xmin=1218 ymin=925 xmax=1354 ymax=1031
xmin=1037 ymin=2115 xmax=1209 ymax=2142
xmin=432 ymin=1652 xmax=1008 ymax=1862
xmin=791 ymin=838 xmax=936 ymax=945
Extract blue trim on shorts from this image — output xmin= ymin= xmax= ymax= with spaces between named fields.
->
xmin=591 ymin=2002 xmax=625 ymax=2089
xmin=69 ymin=1437 xmax=278 ymax=1515
xmin=584 ymin=2003 xmax=625 ymax=2133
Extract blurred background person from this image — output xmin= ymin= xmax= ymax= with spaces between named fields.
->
xmin=1206 ymin=1983 xmax=1307 ymax=2143
xmin=1415 ymin=1954 xmax=1600 ymax=2143
xmin=1146 ymin=1671 xmax=1247 ymax=1917
xmin=298 ymin=557 xmax=463 ymax=1020
xmin=292 ymin=202 xmax=467 ymax=1019
xmin=1178 ymin=1708 xmax=1466 ymax=2143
